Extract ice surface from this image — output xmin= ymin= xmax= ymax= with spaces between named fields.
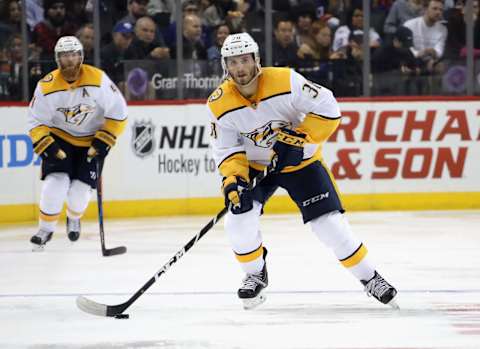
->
xmin=1 ymin=211 xmax=479 ymax=349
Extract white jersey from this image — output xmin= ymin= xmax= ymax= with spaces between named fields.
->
xmin=206 ymin=67 xmax=341 ymax=179
xmin=403 ymin=16 xmax=447 ymax=58
xmin=28 ymin=64 xmax=127 ymax=147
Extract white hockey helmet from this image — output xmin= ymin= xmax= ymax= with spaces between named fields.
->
xmin=221 ymin=32 xmax=261 ymax=79
xmin=54 ymin=36 xmax=84 ymax=66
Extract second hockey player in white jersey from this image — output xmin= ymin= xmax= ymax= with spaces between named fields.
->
xmin=206 ymin=33 xmax=398 ymax=310
xmin=27 ymin=36 xmax=128 ymax=249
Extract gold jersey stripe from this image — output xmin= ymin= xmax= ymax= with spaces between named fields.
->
xmin=29 ymin=125 xmax=51 ymax=144
xmin=39 ymin=210 xmax=60 ymax=222
xmin=40 ymin=64 xmax=103 ymax=96
xmin=297 ymin=114 xmax=341 ymax=144
xmin=235 ymin=245 xmax=264 ymax=263
xmin=217 ymin=105 xmax=247 ymax=120
xmin=340 ymin=243 xmax=368 ymax=268
xmin=208 ymin=67 xmax=292 ymax=120
xmin=308 ymin=112 xmax=342 ymax=120
xmin=259 ymin=91 xmax=291 ymax=102
xmin=218 ymin=151 xmax=249 ymax=181
xmin=50 ymin=128 xmax=94 ymax=147
xmin=103 ymin=118 xmax=127 ymax=137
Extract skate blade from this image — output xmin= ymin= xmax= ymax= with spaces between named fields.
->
xmin=388 ymin=298 xmax=400 ymax=310
xmin=31 ymin=244 xmax=46 ymax=252
xmin=242 ymin=293 xmax=266 ymax=310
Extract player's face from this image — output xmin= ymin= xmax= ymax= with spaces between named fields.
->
xmin=58 ymin=51 xmax=82 ymax=81
xmin=226 ymin=54 xmax=257 ymax=86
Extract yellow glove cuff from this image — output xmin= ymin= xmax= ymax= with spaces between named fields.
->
xmin=94 ymin=130 xmax=116 ymax=147
xmin=33 ymin=135 xmax=54 ymax=155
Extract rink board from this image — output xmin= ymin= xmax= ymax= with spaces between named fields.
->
xmin=1 ymin=99 xmax=479 ymax=222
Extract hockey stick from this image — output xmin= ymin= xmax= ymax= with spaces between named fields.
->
xmin=95 ymin=158 xmax=127 ymax=257
xmin=77 ymin=159 xmax=277 ymax=317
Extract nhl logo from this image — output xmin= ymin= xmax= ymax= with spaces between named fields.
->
xmin=132 ymin=121 xmax=155 ymax=157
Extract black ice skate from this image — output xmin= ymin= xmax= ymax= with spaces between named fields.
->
xmin=362 ymin=271 xmax=399 ymax=309
xmin=67 ymin=217 xmax=81 ymax=242
xmin=30 ymin=229 xmax=53 ymax=251
xmin=238 ymin=249 xmax=268 ymax=310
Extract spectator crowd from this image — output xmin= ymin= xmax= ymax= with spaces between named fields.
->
xmin=0 ymin=0 xmax=478 ymax=100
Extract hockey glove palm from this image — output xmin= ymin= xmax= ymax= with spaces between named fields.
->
xmin=87 ymin=130 xmax=115 ymax=161
xmin=222 ymin=176 xmax=253 ymax=215
xmin=272 ymin=128 xmax=306 ymax=172
xmin=33 ymin=135 xmax=66 ymax=160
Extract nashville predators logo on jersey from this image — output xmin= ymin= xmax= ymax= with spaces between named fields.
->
xmin=241 ymin=120 xmax=290 ymax=148
xmin=57 ymin=104 xmax=95 ymax=126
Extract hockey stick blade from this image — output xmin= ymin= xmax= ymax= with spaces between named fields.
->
xmin=76 ymin=296 xmax=127 ymax=317
xmin=103 ymin=246 xmax=127 ymax=256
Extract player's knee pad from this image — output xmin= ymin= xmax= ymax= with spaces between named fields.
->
xmin=67 ymin=180 xmax=92 ymax=217
xmin=310 ymin=210 xmax=359 ymax=253
xmin=40 ymin=173 xmax=70 ymax=213
xmin=225 ymin=200 xmax=262 ymax=252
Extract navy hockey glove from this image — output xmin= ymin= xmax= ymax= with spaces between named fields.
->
xmin=87 ymin=130 xmax=115 ymax=161
xmin=33 ymin=135 xmax=66 ymax=160
xmin=272 ymin=128 xmax=306 ymax=172
xmin=222 ymin=176 xmax=253 ymax=215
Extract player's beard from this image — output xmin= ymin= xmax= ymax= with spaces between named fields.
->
xmin=60 ymin=61 xmax=82 ymax=82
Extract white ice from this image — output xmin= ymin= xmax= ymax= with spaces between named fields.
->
xmin=1 ymin=210 xmax=480 ymax=349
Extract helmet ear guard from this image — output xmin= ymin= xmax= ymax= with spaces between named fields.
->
xmin=221 ymin=33 xmax=261 ymax=81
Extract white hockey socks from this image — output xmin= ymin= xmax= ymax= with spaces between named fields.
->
xmin=310 ymin=211 xmax=375 ymax=282
xmin=39 ymin=173 xmax=70 ymax=232
xmin=225 ymin=201 xmax=265 ymax=274
xmin=66 ymin=180 xmax=92 ymax=219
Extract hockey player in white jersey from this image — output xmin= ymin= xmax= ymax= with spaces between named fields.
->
xmin=27 ymin=36 xmax=127 ymax=249
xmin=207 ymin=33 xmax=398 ymax=310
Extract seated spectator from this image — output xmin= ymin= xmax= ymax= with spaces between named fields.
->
xmin=0 ymin=0 xmax=22 ymax=46
xmin=147 ymin=0 xmax=175 ymax=31
xmin=67 ymin=0 xmax=89 ymax=30
xmin=384 ymin=0 xmax=423 ymax=36
xmin=170 ymin=13 xmax=207 ymax=59
xmin=403 ymin=0 xmax=447 ymax=74
xmin=0 ymin=33 xmax=43 ymax=100
xmin=325 ymin=30 xmax=365 ymax=96
xmin=272 ymin=15 xmax=299 ymax=68
xmin=297 ymin=19 xmax=344 ymax=61
xmin=32 ymin=0 xmax=76 ymax=60
xmin=372 ymin=26 xmax=419 ymax=73
xmin=332 ymin=7 xmax=381 ymax=52
xmin=203 ymin=0 xmax=244 ymax=32
xmin=207 ymin=23 xmax=230 ymax=76
xmin=207 ymin=23 xmax=230 ymax=61
xmin=445 ymin=0 xmax=480 ymax=59
xmin=26 ymin=0 xmax=44 ymax=31
xmin=101 ymin=22 xmax=134 ymax=89
xmin=115 ymin=0 xmax=148 ymax=28
xmin=292 ymin=1 xmax=317 ymax=48
xmin=162 ymin=1 xmax=212 ymax=49
xmin=372 ymin=26 xmax=424 ymax=95
xmin=76 ymin=23 xmax=94 ymax=63
xmin=125 ymin=16 xmax=170 ymax=60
